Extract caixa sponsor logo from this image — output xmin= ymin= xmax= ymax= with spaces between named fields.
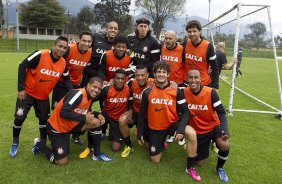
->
xmin=69 ymin=59 xmax=87 ymax=66
xmin=151 ymin=98 xmax=173 ymax=105
xmin=40 ymin=69 xmax=60 ymax=77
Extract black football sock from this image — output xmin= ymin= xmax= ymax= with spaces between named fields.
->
xmin=39 ymin=119 xmax=47 ymax=143
xmin=90 ymin=127 xmax=102 ymax=156
xmin=123 ymin=136 xmax=132 ymax=147
xmin=216 ymin=149 xmax=229 ymax=169
xmin=87 ymin=131 xmax=93 ymax=149
xmin=187 ymin=156 xmax=196 ymax=168
xmin=13 ymin=119 xmax=24 ymax=144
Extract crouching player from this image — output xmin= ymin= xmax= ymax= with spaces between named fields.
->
xmin=184 ymin=69 xmax=230 ymax=182
xmin=137 ymin=61 xmax=200 ymax=181
xmin=32 ymin=77 xmax=112 ymax=165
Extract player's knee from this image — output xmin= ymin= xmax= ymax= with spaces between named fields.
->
xmin=119 ymin=115 xmax=128 ymax=126
xmin=185 ymin=125 xmax=197 ymax=141
xmin=111 ymin=142 xmax=121 ymax=152
xmin=55 ymin=157 xmax=68 ymax=166
xmin=216 ymin=138 xmax=230 ymax=151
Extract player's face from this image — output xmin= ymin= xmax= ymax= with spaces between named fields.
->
xmin=113 ymin=73 xmax=126 ymax=90
xmin=135 ymin=68 xmax=149 ymax=86
xmin=187 ymin=28 xmax=201 ymax=44
xmin=187 ymin=70 xmax=201 ymax=92
xmin=164 ymin=32 xmax=177 ymax=49
xmin=113 ymin=43 xmax=127 ymax=58
xmin=155 ymin=68 xmax=168 ymax=84
xmin=79 ymin=34 xmax=92 ymax=52
xmin=106 ymin=22 xmax=118 ymax=39
xmin=137 ymin=23 xmax=149 ymax=39
xmin=53 ymin=40 xmax=68 ymax=59
xmin=87 ymin=80 xmax=102 ymax=99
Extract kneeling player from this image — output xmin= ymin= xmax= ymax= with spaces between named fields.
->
xmin=184 ymin=69 xmax=230 ymax=182
xmin=32 ymin=77 xmax=112 ymax=165
xmin=137 ymin=61 xmax=200 ymax=181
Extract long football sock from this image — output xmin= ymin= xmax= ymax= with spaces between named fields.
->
xmin=216 ymin=149 xmax=229 ymax=169
xmin=187 ymin=156 xmax=196 ymax=168
xmin=90 ymin=127 xmax=102 ymax=156
xmin=123 ymin=136 xmax=132 ymax=147
xmin=13 ymin=119 xmax=24 ymax=144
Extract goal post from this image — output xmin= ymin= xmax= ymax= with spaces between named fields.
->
xmin=203 ymin=3 xmax=282 ymax=117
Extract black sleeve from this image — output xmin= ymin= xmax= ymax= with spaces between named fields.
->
xmin=83 ymin=54 xmax=100 ymax=78
xmin=97 ymin=53 xmax=106 ymax=80
xmin=137 ymin=88 xmax=150 ymax=140
xmin=207 ymin=43 xmax=219 ymax=89
xmin=211 ymin=89 xmax=229 ymax=135
xmin=62 ymin=65 xmax=73 ymax=91
xmin=59 ymin=90 xmax=86 ymax=123
xmin=150 ymin=40 xmax=161 ymax=63
xmin=176 ymin=88 xmax=189 ymax=134
xmin=18 ymin=50 xmax=41 ymax=91
xmin=128 ymin=88 xmax=134 ymax=110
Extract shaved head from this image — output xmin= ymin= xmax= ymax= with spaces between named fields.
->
xmin=164 ymin=30 xmax=177 ymax=49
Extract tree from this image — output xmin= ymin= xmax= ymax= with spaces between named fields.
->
xmin=135 ymin=0 xmax=185 ymax=39
xmin=94 ymin=0 xmax=132 ymax=35
xmin=77 ymin=6 xmax=96 ymax=31
xmin=0 ymin=0 xmax=3 ymax=29
xmin=244 ymin=22 xmax=266 ymax=50
xmin=20 ymin=0 xmax=67 ymax=28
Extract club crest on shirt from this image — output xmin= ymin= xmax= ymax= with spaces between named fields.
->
xmin=142 ymin=46 xmax=148 ymax=52
xmin=57 ymin=147 xmax=64 ymax=155
xmin=16 ymin=107 xmax=24 ymax=116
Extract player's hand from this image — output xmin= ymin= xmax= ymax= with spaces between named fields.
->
xmin=221 ymin=131 xmax=230 ymax=141
xmin=97 ymin=114 xmax=105 ymax=126
xmin=17 ymin=90 xmax=26 ymax=101
xmin=85 ymin=112 xmax=95 ymax=124
xmin=169 ymin=81 xmax=178 ymax=89
xmin=125 ymin=62 xmax=136 ymax=73
xmin=137 ymin=136 xmax=144 ymax=146
xmin=174 ymin=132 xmax=184 ymax=141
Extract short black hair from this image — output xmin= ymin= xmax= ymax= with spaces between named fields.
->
xmin=186 ymin=20 xmax=202 ymax=31
xmin=153 ymin=61 xmax=170 ymax=74
xmin=55 ymin=36 xmax=68 ymax=44
xmin=113 ymin=35 xmax=129 ymax=47
xmin=79 ymin=30 xmax=93 ymax=40
xmin=114 ymin=69 xmax=126 ymax=78
xmin=89 ymin=76 xmax=103 ymax=85
xmin=136 ymin=64 xmax=147 ymax=71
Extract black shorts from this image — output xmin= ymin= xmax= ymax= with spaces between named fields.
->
xmin=148 ymin=122 xmax=180 ymax=156
xmin=47 ymin=121 xmax=85 ymax=160
xmin=102 ymin=112 xmax=123 ymax=143
xmin=196 ymin=126 xmax=222 ymax=161
xmin=14 ymin=94 xmax=50 ymax=121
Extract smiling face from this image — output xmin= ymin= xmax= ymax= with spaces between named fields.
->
xmin=155 ymin=68 xmax=169 ymax=85
xmin=78 ymin=34 xmax=92 ymax=53
xmin=52 ymin=40 xmax=68 ymax=59
xmin=113 ymin=73 xmax=126 ymax=90
xmin=106 ymin=21 xmax=118 ymax=41
xmin=187 ymin=27 xmax=201 ymax=45
xmin=86 ymin=80 xmax=102 ymax=99
xmin=113 ymin=42 xmax=127 ymax=58
xmin=187 ymin=69 xmax=201 ymax=93
xmin=135 ymin=68 xmax=149 ymax=86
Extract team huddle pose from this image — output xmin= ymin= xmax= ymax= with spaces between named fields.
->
xmin=10 ymin=18 xmax=230 ymax=183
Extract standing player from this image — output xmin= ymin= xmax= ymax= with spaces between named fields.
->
xmin=137 ymin=61 xmax=200 ymax=181
xmin=183 ymin=69 xmax=230 ymax=182
xmin=32 ymin=77 xmax=112 ymax=165
xmin=183 ymin=20 xmax=219 ymax=89
xmin=236 ymin=46 xmax=243 ymax=77
xmin=51 ymin=31 xmax=93 ymax=145
xmin=215 ymin=42 xmax=236 ymax=75
xmin=161 ymin=30 xmax=185 ymax=86
xmin=127 ymin=18 xmax=160 ymax=77
xmin=98 ymin=35 xmax=131 ymax=83
xmin=10 ymin=36 xmax=72 ymax=158
xmin=79 ymin=69 xmax=133 ymax=158
xmin=81 ymin=21 xmax=119 ymax=86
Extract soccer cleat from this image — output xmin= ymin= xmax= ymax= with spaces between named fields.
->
xmin=178 ymin=138 xmax=186 ymax=146
xmin=166 ymin=136 xmax=175 ymax=143
xmin=186 ymin=167 xmax=201 ymax=181
xmin=10 ymin=143 xmax=19 ymax=158
xmin=71 ymin=136 xmax=83 ymax=145
xmin=92 ymin=153 xmax=113 ymax=162
xmin=32 ymin=138 xmax=40 ymax=155
xmin=121 ymin=146 xmax=134 ymax=158
xmin=79 ymin=147 xmax=94 ymax=159
xmin=217 ymin=168 xmax=229 ymax=183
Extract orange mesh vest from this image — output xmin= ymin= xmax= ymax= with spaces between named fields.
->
xmin=65 ymin=43 xmax=91 ymax=85
xmin=25 ymin=49 xmax=66 ymax=100
xmin=161 ymin=44 xmax=185 ymax=84
xmin=147 ymin=86 xmax=178 ymax=130
xmin=48 ymin=88 xmax=91 ymax=133
xmin=183 ymin=86 xmax=220 ymax=134
xmin=105 ymin=50 xmax=131 ymax=81
xmin=104 ymin=85 xmax=131 ymax=121
xmin=184 ymin=39 xmax=211 ymax=85
xmin=131 ymin=78 xmax=154 ymax=112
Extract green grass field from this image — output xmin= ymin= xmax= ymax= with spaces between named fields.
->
xmin=1 ymin=53 xmax=282 ymax=184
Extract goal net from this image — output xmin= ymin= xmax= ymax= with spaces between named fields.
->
xmin=202 ymin=3 xmax=282 ymax=117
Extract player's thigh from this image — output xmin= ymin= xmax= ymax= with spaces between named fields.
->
xmin=148 ymin=129 xmax=168 ymax=156
xmin=14 ymin=94 xmax=34 ymax=120
xmin=34 ymin=98 xmax=50 ymax=120
xmin=196 ymin=131 xmax=214 ymax=161
xmin=49 ymin=130 xmax=70 ymax=161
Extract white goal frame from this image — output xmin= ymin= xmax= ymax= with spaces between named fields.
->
xmin=203 ymin=3 xmax=282 ymax=117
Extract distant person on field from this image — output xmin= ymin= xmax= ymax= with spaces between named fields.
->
xmin=10 ymin=36 xmax=72 ymax=158
xmin=215 ymin=42 xmax=237 ymax=75
xmin=236 ymin=46 xmax=243 ymax=77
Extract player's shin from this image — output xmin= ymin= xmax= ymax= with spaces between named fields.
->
xmin=12 ymin=119 xmax=24 ymax=144
xmin=89 ymin=127 xmax=102 ymax=156
xmin=39 ymin=119 xmax=47 ymax=145
xmin=216 ymin=149 xmax=229 ymax=169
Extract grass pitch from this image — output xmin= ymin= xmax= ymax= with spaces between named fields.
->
xmin=0 ymin=53 xmax=282 ymax=184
